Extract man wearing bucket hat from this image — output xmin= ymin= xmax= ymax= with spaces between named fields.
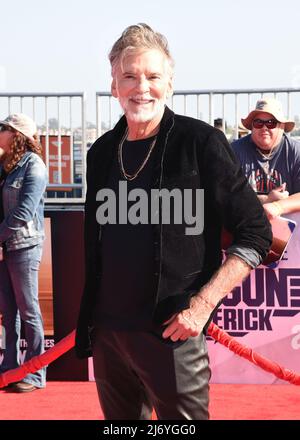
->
xmin=232 ymin=97 xmax=300 ymax=219
xmin=0 ymin=113 xmax=47 ymax=393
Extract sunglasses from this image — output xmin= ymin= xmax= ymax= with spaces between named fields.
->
xmin=0 ymin=125 xmax=11 ymax=132
xmin=0 ymin=125 xmax=15 ymax=134
xmin=252 ymin=118 xmax=278 ymax=129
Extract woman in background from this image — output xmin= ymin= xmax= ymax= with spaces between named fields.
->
xmin=0 ymin=113 xmax=47 ymax=392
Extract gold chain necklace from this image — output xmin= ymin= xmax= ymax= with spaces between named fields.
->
xmin=118 ymin=128 xmax=157 ymax=181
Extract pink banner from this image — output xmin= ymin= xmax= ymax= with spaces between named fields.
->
xmin=208 ymin=212 xmax=300 ymax=384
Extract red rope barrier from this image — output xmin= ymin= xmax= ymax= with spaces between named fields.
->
xmin=0 ymin=331 xmax=75 ymax=388
xmin=1 ymin=325 xmax=300 ymax=388
xmin=207 ymin=322 xmax=300 ymax=385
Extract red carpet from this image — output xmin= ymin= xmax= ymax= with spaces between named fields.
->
xmin=0 ymin=382 xmax=299 ymax=420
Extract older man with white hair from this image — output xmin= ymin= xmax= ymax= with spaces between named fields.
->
xmin=76 ymin=24 xmax=271 ymax=420
xmin=232 ymin=98 xmax=300 ymax=219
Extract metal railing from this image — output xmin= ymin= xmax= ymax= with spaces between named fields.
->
xmin=0 ymin=92 xmax=87 ymax=203
xmin=96 ymin=87 xmax=300 ymax=140
xmin=1 ymin=88 xmax=299 ymax=201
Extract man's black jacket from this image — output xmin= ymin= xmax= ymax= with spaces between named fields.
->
xmin=75 ymin=106 xmax=272 ymax=359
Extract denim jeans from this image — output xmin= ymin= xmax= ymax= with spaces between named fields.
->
xmin=0 ymin=244 xmax=46 ymax=388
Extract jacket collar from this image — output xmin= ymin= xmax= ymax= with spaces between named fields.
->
xmin=94 ymin=106 xmax=175 ymax=191
xmin=14 ymin=151 xmax=33 ymax=168
xmin=0 ymin=151 xmax=33 ymax=175
xmin=112 ymin=105 xmax=175 ymax=138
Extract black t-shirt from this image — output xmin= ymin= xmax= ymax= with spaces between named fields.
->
xmin=93 ymin=136 xmax=158 ymax=330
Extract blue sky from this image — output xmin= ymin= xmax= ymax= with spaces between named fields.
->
xmin=1 ymin=0 xmax=300 ymax=122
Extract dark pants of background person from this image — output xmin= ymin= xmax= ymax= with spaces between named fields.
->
xmin=92 ymin=329 xmax=211 ymax=420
